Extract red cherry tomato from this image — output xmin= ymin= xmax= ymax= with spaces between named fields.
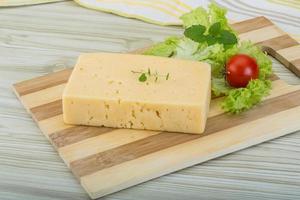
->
xmin=226 ymin=54 xmax=259 ymax=88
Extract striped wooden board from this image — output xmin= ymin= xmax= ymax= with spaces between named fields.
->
xmin=13 ymin=17 xmax=300 ymax=199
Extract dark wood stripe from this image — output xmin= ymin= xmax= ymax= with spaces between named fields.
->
xmin=50 ymin=126 xmax=115 ymax=149
xmin=13 ymin=69 xmax=72 ymax=96
xmin=70 ymin=90 xmax=300 ymax=178
xmin=257 ymin=35 xmax=299 ymax=51
xmin=31 ymin=100 xmax=62 ymax=121
xmin=231 ymin=16 xmax=273 ymax=34
xmin=290 ymin=58 xmax=300 ymax=77
xmin=291 ymin=58 xmax=300 ymax=67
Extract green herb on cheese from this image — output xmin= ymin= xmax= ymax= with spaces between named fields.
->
xmin=139 ymin=73 xmax=147 ymax=82
xmin=132 ymin=68 xmax=170 ymax=83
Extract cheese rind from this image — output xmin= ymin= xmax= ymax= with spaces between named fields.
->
xmin=63 ymin=53 xmax=211 ymax=134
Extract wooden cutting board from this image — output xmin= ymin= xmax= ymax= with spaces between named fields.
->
xmin=13 ymin=17 xmax=300 ymax=199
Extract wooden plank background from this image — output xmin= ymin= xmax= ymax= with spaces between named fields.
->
xmin=1 ymin=1 xmax=300 ymax=200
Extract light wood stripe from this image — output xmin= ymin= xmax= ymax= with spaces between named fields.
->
xmin=21 ymin=84 xmax=66 ymax=109
xmin=239 ymin=25 xmax=284 ymax=44
xmin=50 ymin=126 xmax=114 ymax=149
xmin=70 ymin=89 xmax=300 ymax=178
xmin=231 ymin=16 xmax=273 ymax=34
xmin=277 ymin=45 xmax=300 ymax=61
xmin=81 ymin=106 xmax=300 ymax=199
xmin=13 ymin=69 xmax=71 ymax=96
xmin=59 ymin=129 xmax=160 ymax=164
xmin=30 ymin=99 xmax=62 ymax=121
xmin=39 ymin=115 xmax=73 ymax=135
xmin=257 ymin=34 xmax=299 ymax=51
xmin=267 ymin=81 xmax=300 ymax=99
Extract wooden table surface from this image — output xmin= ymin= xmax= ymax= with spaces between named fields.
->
xmin=1 ymin=1 xmax=300 ymax=200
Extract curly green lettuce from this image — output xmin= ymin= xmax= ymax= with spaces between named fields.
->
xmin=209 ymin=2 xmax=233 ymax=32
xmin=180 ymin=7 xmax=210 ymax=29
xmin=212 ymin=77 xmax=232 ymax=96
xmin=180 ymin=2 xmax=232 ymax=31
xmin=222 ymin=79 xmax=272 ymax=113
xmin=174 ymin=38 xmax=224 ymax=61
xmin=143 ymin=36 xmax=180 ymax=57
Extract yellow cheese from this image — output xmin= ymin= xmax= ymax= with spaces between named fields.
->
xmin=63 ymin=53 xmax=211 ymax=134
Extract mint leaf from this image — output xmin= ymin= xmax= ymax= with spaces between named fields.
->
xmin=219 ymin=30 xmax=237 ymax=45
xmin=209 ymin=22 xmax=221 ymax=35
xmin=139 ymin=73 xmax=147 ymax=82
xmin=205 ymin=35 xmax=217 ymax=45
xmin=184 ymin=25 xmax=206 ymax=43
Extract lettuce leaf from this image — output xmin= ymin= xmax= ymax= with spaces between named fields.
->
xmin=212 ymin=77 xmax=232 ymax=96
xmin=143 ymin=36 xmax=180 ymax=57
xmin=209 ymin=2 xmax=232 ymax=32
xmin=180 ymin=7 xmax=209 ymax=29
xmin=173 ymin=37 xmax=200 ymax=60
xmin=181 ymin=2 xmax=234 ymax=32
xmin=222 ymin=79 xmax=272 ymax=113
xmin=174 ymin=38 xmax=224 ymax=61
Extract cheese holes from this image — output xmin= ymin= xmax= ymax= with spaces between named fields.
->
xmin=155 ymin=110 xmax=161 ymax=119
xmin=131 ymin=110 xmax=136 ymax=119
xmin=128 ymin=121 xmax=133 ymax=128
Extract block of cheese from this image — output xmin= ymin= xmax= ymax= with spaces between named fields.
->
xmin=63 ymin=53 xmax=211 ymax=134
